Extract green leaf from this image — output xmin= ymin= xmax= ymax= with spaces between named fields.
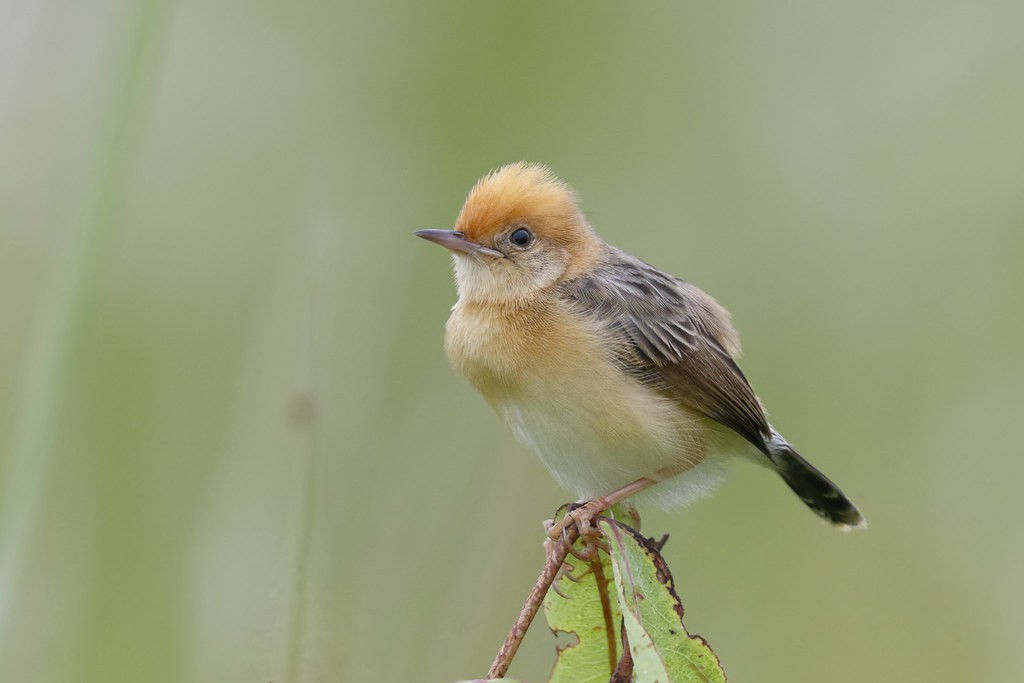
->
xmin=608 ymin=502 xmax=642 ymax=531
xmin=601 ymin=519 xmax=726 ymax=683
xmin=543 ymin=538 xmax=622 ymax=682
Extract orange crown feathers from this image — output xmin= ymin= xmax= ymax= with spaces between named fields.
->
xmin=455 ymin=162 xmax=589 ymax=245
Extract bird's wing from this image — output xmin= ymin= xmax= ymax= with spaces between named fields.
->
xmin=561 ymin=247 xmax=772 ymax=452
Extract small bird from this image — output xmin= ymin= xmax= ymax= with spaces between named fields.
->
xmin=416 ymin=162 xmax=864 ymax=531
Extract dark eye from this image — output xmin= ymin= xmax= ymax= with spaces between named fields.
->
xmin=509 ymin=227 xmax=533 ymax=247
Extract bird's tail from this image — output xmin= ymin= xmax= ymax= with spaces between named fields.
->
xmin=768 ymin=433 xmax=865 ymax=530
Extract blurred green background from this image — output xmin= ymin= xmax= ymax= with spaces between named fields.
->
xmin=2 ymin=1 xmax=1022 ymax=682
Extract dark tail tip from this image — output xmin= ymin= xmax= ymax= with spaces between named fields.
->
xmin=769 ymin=437 xmax=866 ymax=530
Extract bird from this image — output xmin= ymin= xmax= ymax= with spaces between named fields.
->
xmin=415 ymin=162 xmax=864 ymax=532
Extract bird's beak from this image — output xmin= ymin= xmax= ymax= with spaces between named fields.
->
xmin=414 ymin=229 xmax=505 ymax=258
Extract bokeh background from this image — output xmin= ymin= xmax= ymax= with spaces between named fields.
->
xmin=2 ymin=1 xmax=1022 ymax=682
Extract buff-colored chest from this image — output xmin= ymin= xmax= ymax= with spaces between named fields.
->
xmin=444 ymin=298 xmax=711 ymax=505
xmin=444 ymin=300 xmax=581 ymax=395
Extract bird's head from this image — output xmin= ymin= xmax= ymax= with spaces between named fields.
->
xmin=416 ymin=162 xmax=601 ymax=305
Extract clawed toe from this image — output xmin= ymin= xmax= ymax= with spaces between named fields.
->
xmin=546 ymin=499 xmax=609 ymax=542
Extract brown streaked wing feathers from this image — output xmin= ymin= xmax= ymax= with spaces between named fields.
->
xmin=561 ymin=247 xmax=772 ymax=452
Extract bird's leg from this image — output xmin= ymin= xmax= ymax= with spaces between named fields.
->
xmin=546 ymin=476 xmax=658 ymax=542
xmin=546 ymin=460 xmax=698 ymax=542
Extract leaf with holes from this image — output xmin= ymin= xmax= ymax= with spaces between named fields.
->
xmin=543 ymin=505 xmax=639 ymax=682
xmin=601 ymin=519 xmax=726 ymax=683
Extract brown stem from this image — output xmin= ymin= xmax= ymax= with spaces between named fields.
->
xmin=610 ymin=618 xmax=633 ymax=682
xmin=485 ymin=526 xmax=580 ymax=679
xmin=589 ymin=552 xmax=617 ymax=674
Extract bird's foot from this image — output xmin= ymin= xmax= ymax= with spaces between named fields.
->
xmin=543 ymin=511 xmax=610 ymax=599
xmin=544 ymin=497 xmax=606 ymax=548
xmin=546 ymin=499 xmax=609 ymax=544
